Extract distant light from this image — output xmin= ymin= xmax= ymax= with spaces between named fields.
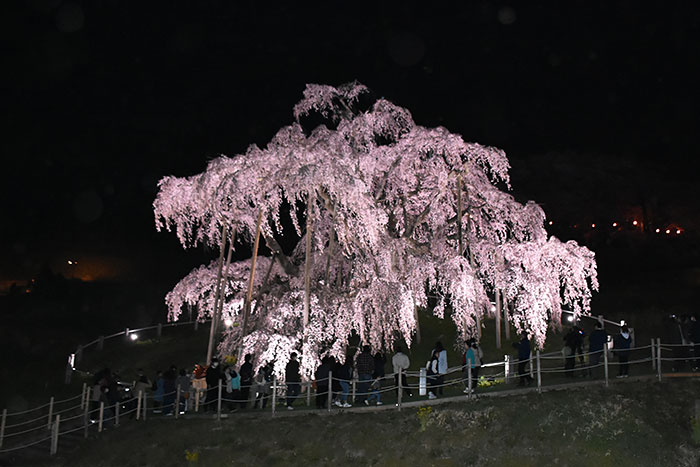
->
xmin=224 ymin=319 xmax=233 ymax=327
xmin=548 ymin=221 xmax=553 ymax=226
xmin=665 ymin=229 xmax=671 ymax=234
xmin=591 ymin=223 xmax=596 ymax=228
xmin=130 ymin=333 xmax=138 ymax=341
xmin=612 ymin=222 xmax=618 ymax=227
xmin=632 ymin=220 xmax=638 ymax=226
xmin=567 ymin=315 xmax=575 ymax=322
xmin=490 ymin=305 xmax=497 ymax=313
xmin=68 ymin=260 xmax=72 ymax=265
xmin=655 ymin=228 xmax=660 ymax=233
xmin=676 ymin=229 xmax=681 ymax=235
xmin=620 ymin=320 xmax=626 ymax=326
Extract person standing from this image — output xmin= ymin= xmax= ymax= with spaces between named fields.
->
xmin=367 ymin=352 xmax=385 ymax=405
xmin=285 ymin=352 xmax=301 ymax=410
xmin=205 ymin=359 xmax=222 ymax=412
xmin=464 ymin=338 xmax=483 ymax=393
xmin=512 ymin=332 xmax=534 ymax=386
xmin=426 ymin=350 xmax=439 ymax=399
xmin=175 ymin=368 xmax=191 ymax=413
xmin=334 ymin=358 xmax=353 ymax=407
xmin=254 ymin=362 xmax=272 ymax=409
xmin=613 ymin=325 xmax=632 ymax=377
xmin=392 ymin=347 xmax=412 ymax=398
xmin=315 ymin=356 xmax=331 ymax=409
xmin=355 ymin=345 xmax=375 ymax=406
xmin=588 ymin=322 xmax=608 ymax=377
xmin=153 ymin=370 xmax=165 ymax=413
xmin=163 ymin=365 xmax=177 ymax=415
xmin=239 ymin=354 xmax=254 ymax=409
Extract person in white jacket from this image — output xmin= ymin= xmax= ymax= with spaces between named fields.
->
xmin=392 ymin=347 xmax=412 ymax=398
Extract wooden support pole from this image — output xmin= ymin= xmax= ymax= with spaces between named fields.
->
xmin=81 ymin=382 xmax=87 ymax=410
xmin=352 ymin=379 xmax=356 ymax=403
xmin=124 ymin=327 xmax=129 ymax=341
xmin=327 ymin=371 xmax=333 ymax=412
xmin=495 ymin=290 xmax=502 ymax=349
xmin=536 ymin=350 xmax=542 ymax=393
xmin=651 ymin=338 xmax=656 ymax=370
xmin=303 ymin=191 xmax=315 ymax=329
xmin=657 ymin=338 xmax=662 ymax=382
xmin=306 ymin=381 xmax=311 ymax=407
xmin=83 ymin=388 xmax=90 ymax=439
xmin=397 ymin=368 xmax=403 ymax=411
xmin=195 ymin=389 xmax=200 ymax=413
xmin=241 ymin=210 xmax=263 ymax=342
xmin=47 ymin=396 xmax=54 ymax=430
xmin=206 ymin=223 xmax=229 ymax=366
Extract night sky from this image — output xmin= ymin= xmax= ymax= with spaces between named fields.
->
xmin=2 ymin=1 xmax=699 ymax=287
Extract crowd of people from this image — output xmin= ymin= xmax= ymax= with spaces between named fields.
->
xmin=88 ymin=318 xmax=697 ymax=419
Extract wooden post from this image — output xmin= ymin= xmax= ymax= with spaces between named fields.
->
xmin=352 ymin=379 xmax=356 ymax=403
xmin=136 ymin=391 xmax=142 ymax=421
xmin=657 ymin=338 xmax=662 ymax=382
xmin=175 ymin=387 xmax=181 ymax=419
xmin=157 ymin=323 xmax=162 ymax=337
xmin=0 ymin=408 xmax=6 ymax=449
xmin=271 ymin=375 xmax=277 ymax=417
xmin=206 ymin=224 xmax=228 ymax=366
xmin=467 ymin=360 xmax=472 ymax=398
xmin=303 ymin=190 xmax=315 ymax=330
xmin=47 ymin=396 xmax=54 ymax=430
xmin=241 ymin=210 xmax=263 ymax=344
xmin=98 ymin=335 xmax=104 ymax=351
xmin=50 ymin=415 xmax=60 ymax=455
xmin=98 ymin=402 xmax=104 ymax=432
xmin=397 ymin=368 xmax=403 ymax=411
xmin=651 ymin=338 xmax=656 ymax=370
xmin=115 ymin=402 xmax=120 ymax=427
xmin=529 ymin=355 xmax=534 ymax=379
xmin=217 ymin=380 xmax=222 ymax=421
xmin=195 ymin=389 xmax=200 ymax=413
xmin=603 ymin=345 xmax=609 ymax=387
xmin=536 ymin=350 xmax=542 ymax=393
xmin=83 ymin=389 xmax=90 ymax=439
xmin=125 ymin=327 xmax=129 ymax=340
xmin=504 ymin=355 xmax=510 ymax=383
xmin=495 ymin=290 xmax=502 ymax=349
xmin=81 ymin=382 xmax=87 ymax=410
xmin=306 ymin=381 xmax=311 ymax=407
xmin=327 ymin=371 xmax=333 ymax=412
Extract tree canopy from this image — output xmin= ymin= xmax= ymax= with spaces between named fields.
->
xmin=154 ymin=82 xmax=598 ymax=378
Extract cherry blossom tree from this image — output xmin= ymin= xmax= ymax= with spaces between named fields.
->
xmin=154 ymin=81 xmax=598 ymax=377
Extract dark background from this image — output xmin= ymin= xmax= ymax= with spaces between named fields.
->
xmin=1 ymin=1 xmax=699 ymax=316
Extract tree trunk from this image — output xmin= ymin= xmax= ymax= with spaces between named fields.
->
xmin=206 ymin=223 xmax=229 ymax=365
xmin=503 ymin=293 xmax=510 ymax=340
xmin=495 ymin=289 xmax=502 ymax=349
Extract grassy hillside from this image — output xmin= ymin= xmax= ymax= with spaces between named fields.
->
xmin=44 ymin=379 xmax=700 ymax=467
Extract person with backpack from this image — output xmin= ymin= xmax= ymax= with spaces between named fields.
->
xmin=463 ymin=338 xmax=483 ymax=394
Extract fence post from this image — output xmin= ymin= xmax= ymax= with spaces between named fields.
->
xmin=81 ymin=383 xmax=87 ymax=410
xmin=124 ymin=327 xmax=130 ymax=341
xmin=352 ymin=379 xmax=357 ymax=403
xmin=536 ymin=350 xmax=542 ymax=393
xmin=327 ymin=371 xmax=333 ymax=412
xmin=651 ymin=338 xmax=656 ymax=370
xmin=98 ymin=402 xmax=104 ymax=433
xmin=657 ymin=338 xmax=662 ymax=382
xmin=0 ymin=408 xmax=6 ymax=449
xmin=467 ymin=360 xmax=472 ymax=398
xmin=271 ymin=375 xmax=277 ymax=417
xmin=504 ymin=355 xmax=510 ymax=383
xmin=157 ymin=323 xmax=163 ymax=337
xmin=306 ymin=380 xmax=311 ymax=407
xmin=529 ymin=356 xmax=534 ymax=379
xmin=50 ymin=415 xmax=60 ymax=456
xmin=136 ymin=391 xmax=142 ymax=421
xmin=217 ymin=380 xmax=222 ymax=421
xmin=143 ymin=392 xmax=147 ymax=421
xmin=195 ymin=389 xmax=200 ymax=413
xmin=47 ymin=396 xmax=54 ymax=430
xmin=397 ymin=369 xmax=403 ymax=411
xmin=603 ymin=346 xmax=609 ymax=387
xmin=98 ymin=335 xmax=104 ymax=351
xmin=175 ymin=387 xmax=181 ymax=419
xmin=83 ymin=389 xmax=90 ymax=439
xmin=115 ymin=402 xmax=120 ymax=427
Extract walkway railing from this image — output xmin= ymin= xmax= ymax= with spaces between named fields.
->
xmin=2 ymin=333 xmax=699 ymax=460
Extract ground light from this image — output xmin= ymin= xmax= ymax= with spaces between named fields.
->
xmin=130 ymin=333 xmax=138 ymax=341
